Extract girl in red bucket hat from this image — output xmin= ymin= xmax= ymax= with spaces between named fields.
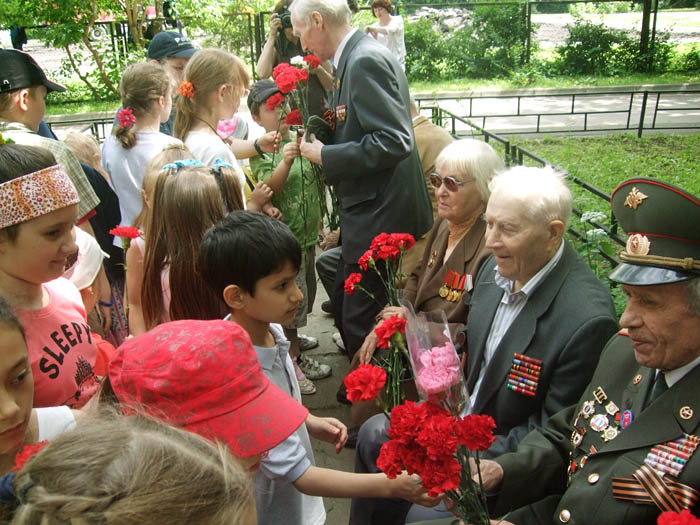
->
xmin=103 ymin=319 xmax=309 ymax=472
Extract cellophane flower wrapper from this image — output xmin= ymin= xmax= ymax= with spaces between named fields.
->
xmin=403 ymin=302 xmax=469 ymax=417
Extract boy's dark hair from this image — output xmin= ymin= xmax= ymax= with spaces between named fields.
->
xmin=199 ymin=211 xmax=301 ymax=296
xmin=0 ymin=143 xmax=57 ymax=240
xmin=0 ymin=294 xmax=25 ymax=340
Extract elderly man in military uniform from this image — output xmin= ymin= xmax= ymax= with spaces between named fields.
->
xmin=477 ymin=177 xmax=700 ymax=524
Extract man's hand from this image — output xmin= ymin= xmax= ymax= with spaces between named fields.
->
xmin=306 ymin=414 xmax=348 ymax=453
xmin=390 ymin=472 xmax=441 ymax=507
xmin=299 ymin=132 xmax=324 ymax=165
xmin=473 ymin=458 xmax=504 ymax=494
xmin=320 ymin=229 xmax=339 ymax=251
xmin=258 ymin=130 xmax=281 ymax=154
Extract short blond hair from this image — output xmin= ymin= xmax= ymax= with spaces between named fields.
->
xmin=12 ymin=414 xmax=255 ymax=524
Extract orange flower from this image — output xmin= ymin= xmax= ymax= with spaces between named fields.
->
xmin=178 ymin=81 xmax=195 ymax=98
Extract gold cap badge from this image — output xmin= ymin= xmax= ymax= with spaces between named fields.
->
xmin=624 ymin=187 xmax=648 ymax=210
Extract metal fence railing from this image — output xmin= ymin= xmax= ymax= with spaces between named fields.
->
xmin=417 ymin=88 xmax=700 ymax=138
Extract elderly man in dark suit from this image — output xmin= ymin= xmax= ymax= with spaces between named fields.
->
xmin=476 ymin=177 xmax=700 ymax=525
xmin=291 ymin=0 xmax=433 ymax=360
xmin=351 ymin=166 xmax=618 ymax=524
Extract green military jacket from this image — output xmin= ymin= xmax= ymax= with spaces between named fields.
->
xmin=494 ymin=333 xmax=700 ymax=524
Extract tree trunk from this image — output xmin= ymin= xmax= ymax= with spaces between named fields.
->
xmin=639 ymin=0 xmax=652 ymax=72
xmin=63 ymin=44 xmax=102 ymax=100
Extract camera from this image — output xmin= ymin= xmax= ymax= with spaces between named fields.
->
xmin=279 ymin=11 xmax=292 ymax=29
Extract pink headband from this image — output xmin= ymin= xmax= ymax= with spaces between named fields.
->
xmin=0 ymin=165 xmax=80 ymax=229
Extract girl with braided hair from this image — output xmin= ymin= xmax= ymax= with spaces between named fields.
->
xmin=10 ymin=414 xmax=256 ymax=524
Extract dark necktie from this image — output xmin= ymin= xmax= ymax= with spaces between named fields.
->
xmin=646 ymin=371 xmax=668 ymax=408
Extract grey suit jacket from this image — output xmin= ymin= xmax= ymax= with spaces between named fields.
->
xmin=322 ymin=30 xmax=433 ymax=264
xmin=465 ymin=242 xmax=619 ymax=458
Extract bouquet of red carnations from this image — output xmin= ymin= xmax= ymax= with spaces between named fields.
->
xmin=377 ymin=400 xmax=495 ymax=525
xmin=344 ymin=232 xmax=416 ymax=411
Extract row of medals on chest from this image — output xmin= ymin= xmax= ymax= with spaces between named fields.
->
xmin=568 ymin=387 xmax=629 ymax=477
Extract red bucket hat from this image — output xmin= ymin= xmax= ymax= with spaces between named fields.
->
xmin=108 ymin=319 xmax=308 ymax=458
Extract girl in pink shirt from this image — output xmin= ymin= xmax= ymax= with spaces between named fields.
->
xmin=0 ymin=143 xmax=100 ymax=408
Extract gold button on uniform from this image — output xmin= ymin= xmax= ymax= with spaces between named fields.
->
xmin=559 ymin=509 xmax=571 ymax=523
xmin=588 ymin=473 xmax=600 ymax=484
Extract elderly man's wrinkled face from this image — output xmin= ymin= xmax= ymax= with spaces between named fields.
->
xmin=620 ymin=282 xmax=700 ymax=371
xmin=484 ymin=197 xmax=562 ymax=291
xmin=291 ymin=12 xmax=333 ymax=62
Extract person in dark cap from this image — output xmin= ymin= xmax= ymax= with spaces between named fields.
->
xmin=471 ymin=177 xmax=700 ymax=525
xmin=0 ymin=49 xmax=100 ymax=224
xmin=247 ymin=78 xmax=330 ymax=395
xmin=147 ymin=30 xmax=197 ymax=86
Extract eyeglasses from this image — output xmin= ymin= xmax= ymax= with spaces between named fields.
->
xmin=429 ymin=172 xmax=474 ymax=192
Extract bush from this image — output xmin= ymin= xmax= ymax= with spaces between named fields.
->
xmin=404 ymin=18 xmax=450 ymax=80
xmin=404 ymin=2 xmax=534 ymax=81
xmin=453 ymin=3 xmax=531 ymax=78
xmin=672 ymin=44 xmax=700 ymax=72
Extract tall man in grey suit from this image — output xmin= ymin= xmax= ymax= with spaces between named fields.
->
xmin=291 ymin=0 xmax=433 ymax=359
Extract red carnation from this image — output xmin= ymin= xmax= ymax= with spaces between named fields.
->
xmin=358 ymin=249 xmax=374 ymax=271
xmin=370 ymin=232 xmax=392 ymax=251
xmin=374 ymin=314 xmax=406 ymax=349
xmin=344 ymin=364 xmax=387 ymax=402
xmin=266 ymin=92 xmax=285 ymax=110
xmin=296 ymin=68 xmax=309 ymax=82
xmin=390 ymin=233 xmax=416 ymax=251
xmin=387 ymin=400 xmax=424 ymax=444
xmin=13 ymin=441 xmax=49 ymax=472
xmin=658 ymin=510 xmax=700 ymax=525
xmin=285 ymin=109 xmax=302 ymax=125
xmin=109 ymin=226 xmax=142 ymax=239
xmin=275 ymin=72 xmax=298 ymax=94
xmin=272 ymin=62 xmax=295 ymax=79
xmin=420 ymin=455 xmax=462 ymax=497
xmin=344 ymin=272 xmax=362 ymax=295
xmin=377 ymin=439 xmax=406 ymax=479
xmin=303 ymin=54 xmax=321 ymax=69
xmin=417 ymin=410 xmax=458 ymax=459
xmin=376 ymin=244 xmax=401 ymax=260
xmin=456 ymin=414 xmax=497 ymax=451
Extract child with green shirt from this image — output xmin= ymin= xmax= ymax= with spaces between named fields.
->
xmin=248 ymin=79 xmax=329 ymax=394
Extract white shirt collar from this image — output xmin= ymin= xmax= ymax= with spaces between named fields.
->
xmin=332 ymin=27 xmax=358 ymax=68
xmin=664 ymin=352 xmax=700 ymax=388
xmin=494 ymin=240 xmax=565 ymax=298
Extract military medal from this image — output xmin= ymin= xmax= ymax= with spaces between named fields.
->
xmin=507 ymin=353 xmax=542 ymax=397
xmin=427 ymin=250 xmax=437 ymax=268
xmin=336 ymin=104 xmax=346 ymax=122
xmin=439 ymin=270 xmax=453 ymax=298
xmin=602 ymin=427 xmax=619 ymax=442
xmin=593 ymin=386 xmax=608 ymax=404
xmin=644 ymin=434 xmax=699 ymax=477
xmin=590 ymin=414 xmax=609 ymax=432
xmin=620 ymin=409 xmax=634 ymax=429
xmin=605 ymin=401 xmax=620 ymax=416
xmin=581 ymin=400 xmax=596 ymax=418
xmin=455 ymin=274 xmax=467 ymax=302
xmin=571 ymin=426 xmax=586 ymax=448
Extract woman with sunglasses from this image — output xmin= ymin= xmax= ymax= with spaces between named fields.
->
xmin=356 ymin=138 xmax=504 ymax=375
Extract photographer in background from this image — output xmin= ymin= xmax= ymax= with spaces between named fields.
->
xmin=256 ymin=0 xmax=333 ymax=118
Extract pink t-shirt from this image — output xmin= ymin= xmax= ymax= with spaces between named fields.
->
xmin=17 ymin=278 xmax=100 ymax=409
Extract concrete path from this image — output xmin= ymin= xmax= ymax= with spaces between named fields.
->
xmin=301 ymin=283 xmax=355 ymax=525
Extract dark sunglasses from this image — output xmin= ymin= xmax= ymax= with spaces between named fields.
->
xmin=429 ymin=172 xmax=473 ymax=192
